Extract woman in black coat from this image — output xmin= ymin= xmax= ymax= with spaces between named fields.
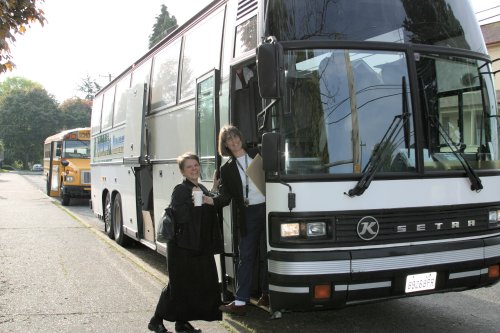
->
xmin=211 ymin=125 xmax=268 ymax=315
xmin=148 ymin=152 xmax=223 ymax=333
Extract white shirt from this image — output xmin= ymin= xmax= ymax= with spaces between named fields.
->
xmin=236 ymin=154 xmax=265 ymax=205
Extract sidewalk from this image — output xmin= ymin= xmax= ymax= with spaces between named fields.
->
xmin=0 ymin=172 xmax=230 ymax=333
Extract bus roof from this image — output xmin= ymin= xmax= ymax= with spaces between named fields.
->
xmin=44 ymin=127 xmax=91 ymax=144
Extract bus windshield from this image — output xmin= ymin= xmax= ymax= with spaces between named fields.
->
xmin=279 ymin=48 xmax=499 ymax=175
xmin=63 ymin=140 xmax=90 ymax=159
xmin=266 ymin=0 xmax=486 ymax=53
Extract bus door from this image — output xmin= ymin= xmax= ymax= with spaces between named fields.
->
xmin=194 ymin=69 xmax=227 ymax=295
xmin=47 ymin=141 xmax=62 ymax=197
xmin=124 ymin=83 xmax=151 ymax=244
xmin=226 ymin=63 xmax=266 ymax=299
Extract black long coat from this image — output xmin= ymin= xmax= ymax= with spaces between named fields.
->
xmin=158 ymin=179 xmax=223 ymax=322
xmin=214 ymin=148 xmax=260 ymax=236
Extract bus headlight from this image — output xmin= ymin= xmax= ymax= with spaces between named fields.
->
xmin=489 ymin=210 xmax=500 ymax=224
xmin=307 ymin=222 xmax=326 ymax=237
xmin=281 ymin=223 xmax=300 ymax=237
xmin=280 ymin=221 xmax=328 ymax=239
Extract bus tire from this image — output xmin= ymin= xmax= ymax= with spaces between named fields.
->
xmin=60 ymin=184 xmax=70 ymax=206
xmin=112 ymin=193 xmax=130 ymax=246
xmin=104 ymin=192 xmax=114 ymax=239
xmin=61 ymin=194 xmax=70 ymax=206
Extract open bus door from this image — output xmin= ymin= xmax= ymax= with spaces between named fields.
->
xmin=124 ymin=83 xmax=154 ymax=246
xmin=46 ymin=141 xmax=62 ymax=197
xmin=222 ymin=63 xmax=266 ymax=302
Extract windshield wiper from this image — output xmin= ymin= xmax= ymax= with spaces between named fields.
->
xmin=419 ymin=78 xmax=483 ymax=192
xmin=347 ymin=77 xmax=411 ymax=197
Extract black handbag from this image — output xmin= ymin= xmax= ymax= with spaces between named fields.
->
xmin=156 ymin=206 xmax=176 ymax=243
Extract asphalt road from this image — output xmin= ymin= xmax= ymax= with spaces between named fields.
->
xmin=7 ymin=171 xmax=500 ymax=333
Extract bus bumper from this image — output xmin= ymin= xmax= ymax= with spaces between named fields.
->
xmin=61 ymin=185 xmax=91 ymax=199
xmin=267 ymin=237 xmax=500 ymax=312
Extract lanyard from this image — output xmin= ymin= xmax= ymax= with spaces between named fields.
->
xmin=235 ymin=154 xmax=249 ymax=206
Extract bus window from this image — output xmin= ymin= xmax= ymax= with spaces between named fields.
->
xmin=91 ymin=94 xmax=103 ymax=134
xmin=180 ymin=9 xmax=224 ymax=100
xmin=234 ymin=16 xmax=257 ymax=58
xmin=55 ymin=142 xmax=62 ymax=157
xmin=196 ymin=71 xmax=219 ymax=180
xmin=151 ymin=39 xmax=182 ymax=110
xmin=101 ymin=86 xmax=116 ymax=130
xmin=113 ymin=73 xmax=131 ymax=125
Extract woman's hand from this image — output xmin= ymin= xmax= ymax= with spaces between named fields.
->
xmin=203 ymin=195 xmax=215 ymax=206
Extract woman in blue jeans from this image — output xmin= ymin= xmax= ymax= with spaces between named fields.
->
xmin=210 ymin=125 xmax=268 ymax=315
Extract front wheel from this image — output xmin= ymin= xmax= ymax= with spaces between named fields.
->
xmin=60 ymin=183 xmax=70 ymax=206
xmin=112 ymin=193 xmax=130 ymax=246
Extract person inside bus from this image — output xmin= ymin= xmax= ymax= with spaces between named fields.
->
xmin=209 ymin=124 xmax=268 ymax=315
xmin=148 ymin=152 xmax=223 ymax=333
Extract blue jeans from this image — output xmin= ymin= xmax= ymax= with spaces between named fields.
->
xmin=235 ymin=203 xmax=268 ymax=302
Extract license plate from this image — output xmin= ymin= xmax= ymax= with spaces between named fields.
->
xmin=405 ymin=272 xmax=437 ymax=293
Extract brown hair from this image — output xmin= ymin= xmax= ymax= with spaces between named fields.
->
xmin=176 ymin=152 xmax=200 ymax=171
xmin=218 ymin=124 xmax=246 ymax=157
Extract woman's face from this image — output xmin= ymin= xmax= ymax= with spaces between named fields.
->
xmin=181 ymin=158 xmax=200 ymax=183
xmin=225 ymin=133 xmax=243 ymax=154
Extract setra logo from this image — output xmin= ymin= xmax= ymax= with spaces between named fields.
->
xmin=357 ymin=216 xmax=379 ymax=241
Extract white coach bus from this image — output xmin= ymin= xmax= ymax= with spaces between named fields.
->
xmin=91 ymin=0 xmax=500 ymax=314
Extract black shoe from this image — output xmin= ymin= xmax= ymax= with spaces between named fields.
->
xmin=148 ymin=317 xmax=171 ymax=333
xmin=219 ymin=301 xmax=247 ymax=316
xmin=175 ymin=321 xmax=201 ymax=333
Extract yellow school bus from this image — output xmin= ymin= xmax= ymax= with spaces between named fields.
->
xmin=43 ymin=127 xmax=91 ymax=206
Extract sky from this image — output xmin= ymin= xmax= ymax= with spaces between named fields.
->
xmin=1 ymin=0 xmax=212 ymax=103
xmin=1 ymin=0 xmax=499 ymax=103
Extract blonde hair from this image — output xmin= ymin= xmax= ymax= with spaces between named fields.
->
xmin=218 ymin=124 xmax=246 ymax=157
xmin=176 ymin=152 xmax=200 ymax=171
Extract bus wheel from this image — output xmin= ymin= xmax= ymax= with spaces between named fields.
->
xmin=104 ymin=192 xmax=114 ymax=239
xmin=112 ymin=193 xmax=130 ymax=246
xmin=60 ymin=185 xmax=70 ymax=206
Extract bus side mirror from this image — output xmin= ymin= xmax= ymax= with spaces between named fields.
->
xmin=257 ymin=38 xmax=284 ymax=99
xmin=262 ymin=132 xmax=282 ymax=172
xmin=61 ymin=160 xmax=69 ymax=167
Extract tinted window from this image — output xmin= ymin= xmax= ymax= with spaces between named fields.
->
xmin=151 ymin=39 xmax=181 ymax=110
xmin=113 ymin=74 xmax=131 ymax=125
xmin=180 ymin=10 xmax=224 ymax=100
xmin=101 ymin=87 xmax=116 ymax=130
xmin=235 ymin=16 xmax=257 ymax=57
xmin=266 ymin=0 xmax=485 ymax=52
xmin=91 ymin=94 xmax=103 ymax=134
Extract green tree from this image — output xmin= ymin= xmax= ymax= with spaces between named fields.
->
xmin=59 ymin=97 xmax=92 ymax=129
xmin=77 ymin=75 xmax=101 ymax=100
xmin=149 ymin=5 xmax=178 ymax=49
xmin=0 ymin=76 xmax=43 ymax=101
xmin=0 ymin=0 xmax=46 ymax=73
xmin=0 ymin=88 xmax=60 ymax=168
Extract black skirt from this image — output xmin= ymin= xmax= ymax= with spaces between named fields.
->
xmin=158 ymin=243 xmax=222 ymax=322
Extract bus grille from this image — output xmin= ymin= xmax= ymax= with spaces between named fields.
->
xmin=335 ymin=204 xmax=500 ymax=245
xmin=81 ymin=170 xmax=91 ymax=185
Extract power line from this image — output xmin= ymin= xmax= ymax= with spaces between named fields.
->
xmin=476 ymin=5 xmax=500 ymax=14
xmin=478 ymin=13 xmax=500 ymax=22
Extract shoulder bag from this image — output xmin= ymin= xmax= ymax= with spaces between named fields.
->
xmin=156 ymin=205 xmax=176 ymax=243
